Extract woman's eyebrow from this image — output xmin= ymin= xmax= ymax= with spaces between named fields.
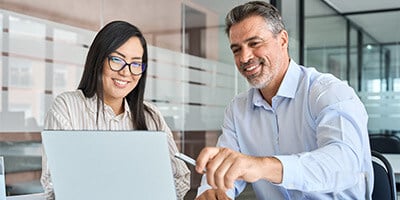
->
xmin=111 ymin=51 xmax=125 ymax=58
xmin=111 ymin=51 xmax=142 ymax=60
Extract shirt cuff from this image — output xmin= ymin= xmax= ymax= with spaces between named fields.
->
xmin=274 ymin=154 xmax=303 ymax=189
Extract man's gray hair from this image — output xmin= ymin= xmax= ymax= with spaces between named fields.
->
xmin=225 ymin=1 xmax=285 ymax=36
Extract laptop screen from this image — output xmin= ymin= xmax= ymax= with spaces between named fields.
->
xmin=41 ymin=130 xmax=177 ymax=200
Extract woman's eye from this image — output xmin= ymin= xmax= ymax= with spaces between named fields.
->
xmin=111 ymin=57 xmax=124 ymax=63
xmin=131 ymin=62 xmax=142 ymax=67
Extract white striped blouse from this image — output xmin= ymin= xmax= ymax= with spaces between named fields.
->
xmin=41 ymin=90 xmax=190 ymax=200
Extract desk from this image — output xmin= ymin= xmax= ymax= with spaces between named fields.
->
xmin=382 ymin=154 xmax=400 ymax=182
xmin=6 ymin=193 xmax=44 ymax=200
xmin=2 ymin=155 xmax=399 ymax=200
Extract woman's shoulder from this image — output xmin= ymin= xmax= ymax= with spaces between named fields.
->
xmin=55 ymin=90 xmax=84 ymax=100
xmin=52 ymin=90 xmax=87 ymax=107
xmin=143 ymin=101 xmax=164 ymax=120
xmin=143 ymin=101 xmax=159 ymax=112
xmin=142 ymin=101 xmax=171 ymax=132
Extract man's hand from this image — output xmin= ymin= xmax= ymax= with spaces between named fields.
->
xmin=195 ymin=189 xmax=231 ymax=200
xmin=195 ymin=147 xmax=283 ymax=191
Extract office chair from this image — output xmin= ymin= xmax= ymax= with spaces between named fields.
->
xmin=369 ymin=134 xmax=400 ymax=154
xmin=371 ymin=150 xmax=397 ymax=200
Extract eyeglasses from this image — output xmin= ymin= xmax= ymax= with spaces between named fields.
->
xmin=107 ymin=55 xmax=146 ymax=75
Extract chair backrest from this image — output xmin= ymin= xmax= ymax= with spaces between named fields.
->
xmin=371 ymin=150 xmax=397 ymax=200
xmin=369 ymin=134 xmax=400 ymax=154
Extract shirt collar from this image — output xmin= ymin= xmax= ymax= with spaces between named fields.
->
xmin=251 ymin=60 xmax=301 ymax=107
xmin=122 ymin=98 xmax=131 ymax=117
xmin=83 ymin=91 xmax=97 ymax=114
xmin=252 ymin=89 xmax=265 ymax=108
xmin=276 ymin=60 xmax=301 ymax=99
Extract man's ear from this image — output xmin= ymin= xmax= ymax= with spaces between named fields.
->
xmin=279 ymin=30 xmax=289 ymax=49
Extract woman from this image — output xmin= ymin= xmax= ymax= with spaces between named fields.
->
xmin=41 ymin=21 xmax=190 ymax=199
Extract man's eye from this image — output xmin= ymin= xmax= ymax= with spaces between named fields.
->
xmin=232 ymin=48 xmax=240 ymax=54
xmin=249 ymin=42 xmax=260 ymax=47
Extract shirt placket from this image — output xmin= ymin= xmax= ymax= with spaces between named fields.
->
xmin=271 ymin=97 xmax=281 ymax=154
xmin=104 ymin=106 xmax=119 ymax=130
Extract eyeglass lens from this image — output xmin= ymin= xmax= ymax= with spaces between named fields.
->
xmin=108 ymin=56 xmax=145 ymax=75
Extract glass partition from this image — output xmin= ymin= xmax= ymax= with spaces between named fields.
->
xmin=348 ymin=26 xmax=359 ymax=89
xmin=304 ymin=0 xmax=348 ymax=81
xmin=304 ymin=0 xmax=400 ymax=135
xmin=0 ymin=1 xmax=255 ymax=197
xmin=6 ymin=0 xmax=400 ymax=198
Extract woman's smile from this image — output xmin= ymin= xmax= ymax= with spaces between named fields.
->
xmin=113 ymin=78 xmax=129 ymax=88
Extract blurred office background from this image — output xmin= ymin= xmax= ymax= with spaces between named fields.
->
xmin=0 ymin=0 xmax=399 ymax=199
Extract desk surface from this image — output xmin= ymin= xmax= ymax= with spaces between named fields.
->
xmin=4 ymin=155 xmax=399 ymax=199
xmin=382 ymin=154 xmax=400 ymax=182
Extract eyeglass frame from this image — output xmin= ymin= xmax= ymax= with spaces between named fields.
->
xmin=107 ymin=55 xmax=146 ymax=75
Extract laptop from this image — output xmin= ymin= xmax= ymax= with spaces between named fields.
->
xmin=0 ymin=157 xmax=5 ymax=200
xmin=41 ymin=130 xmax=177 ymax=200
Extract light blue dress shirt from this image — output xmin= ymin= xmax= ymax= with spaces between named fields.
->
xmin=197 ymin=61 xmax=373 ymax=199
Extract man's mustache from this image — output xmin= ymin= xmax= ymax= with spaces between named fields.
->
xmin=239 ymin=58 xmax=265 ymax=70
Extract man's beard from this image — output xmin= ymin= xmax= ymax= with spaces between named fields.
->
xmin=241 ymin=58 xmax=272 ymax=89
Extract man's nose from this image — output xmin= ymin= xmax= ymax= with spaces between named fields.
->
xmin=238 ymin=47 xmax=254 ymax=64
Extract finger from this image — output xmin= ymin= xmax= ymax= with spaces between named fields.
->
xmin=213 ymin=154 xmax=233 ymax=190
xmin=196 ymin=147 xmax=220 ymax=174
xmin=204 ymin=148 xmax=233 ymax=188
xmin=214 ymin=149 xmax=239 ymax=190
xmin=206 ymin=148 xmax=236 ymax=190
xmin=215 ymin=188 xmax=231 ymax=200
xmin=224 ymin=157 xmax=242 ymax=189
xmin=195 ymin=189 xmax=219 ymax=200
xmin=195 ymin=195 xmax=205 ymax=200
xmin=194 ymin=194 xmax=205 ymax=200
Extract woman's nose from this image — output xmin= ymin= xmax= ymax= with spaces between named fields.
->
xmin=120 ymin=64 xmax=132 ymax=76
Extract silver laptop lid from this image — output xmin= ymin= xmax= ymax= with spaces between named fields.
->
xmin=41 ymin=130 xmax=177 ymax=200
xmin=0 ymin=157 xmax=5 ymax=200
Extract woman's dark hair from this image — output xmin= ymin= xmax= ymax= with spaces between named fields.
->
xmin=78 ymin=20 xmax=156 ymax=130
xmin=225 ymin=1 xmax=285 ymax=36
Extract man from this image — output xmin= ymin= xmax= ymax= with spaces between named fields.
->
xmin=195 ymin=1 xmax=373 ymax=199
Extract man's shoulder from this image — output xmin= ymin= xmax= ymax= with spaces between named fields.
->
xmin=295 ymin=64 xmax=344 ymax=91
xmin=308 ymin=71 xmax=358 ymax=114
xmin=309 ymin=72 xmax=348 ymax=93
